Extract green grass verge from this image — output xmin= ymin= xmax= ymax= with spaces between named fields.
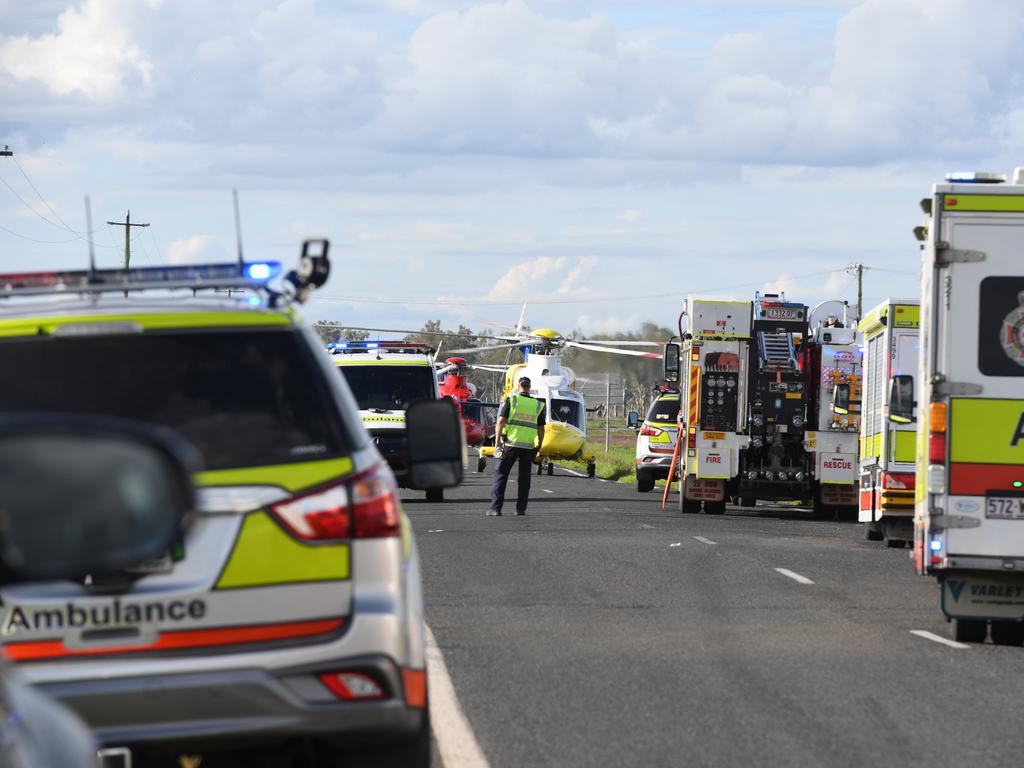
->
xmin=562 ymin=440 xmax=638 ymax=483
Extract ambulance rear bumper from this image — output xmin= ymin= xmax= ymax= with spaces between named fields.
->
xmin=41 ymin=655 xmax=423 ymax=750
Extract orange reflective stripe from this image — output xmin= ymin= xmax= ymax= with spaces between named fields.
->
xmin=4 ymin=618 xmax=343 ymax=662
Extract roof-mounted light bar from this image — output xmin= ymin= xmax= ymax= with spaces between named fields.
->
xmin=0 ymin=261 xmax=282 ymax=298
xmin=945 ymin=171 xmax=1006 ymax=184
xmin=329 ymin=341 xmax=434 ymax=354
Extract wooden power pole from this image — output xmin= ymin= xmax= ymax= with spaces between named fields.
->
xmin=106 ymin=210 xmax=149 ymax=269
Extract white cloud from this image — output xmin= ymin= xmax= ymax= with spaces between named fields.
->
xmin=616 ymin=209 xmax=643 ymax=223
xmin=0 ymin=0 xmax=152 ymax=103
xmin=486 ymin=255 xmax=567 ymax=299
xmin=557 ymin=256 xmax=598 ymax=294
xmin=575 ymin=312 xmax=644 ymax=335
xmin=166 ymin=234 xmax=227 ymax=264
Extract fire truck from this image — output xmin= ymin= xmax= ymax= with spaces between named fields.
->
xmin=665 ymin=300 xmax=751 ymax=514
xmin=858 ymin=299 xmax=918 ymax=545
xmin=799 ymin=304 xmax=862 ymax=519
xmin=734 ymin=293 xmax=814 ymax=507
xmin=914 ymin=169 xmax=1024 ymax=644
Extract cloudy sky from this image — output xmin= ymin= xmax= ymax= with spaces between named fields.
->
xmin=2 ymin=0 xmax=1023 ymax=334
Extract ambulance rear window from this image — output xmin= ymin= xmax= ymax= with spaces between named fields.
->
xmin=647 ymin=398 xmax=679 ymax=423
xmin=979 ymin=276 xmax=1024 ymax=376
xmin=0 ymin=329 xmax=352 ymax=469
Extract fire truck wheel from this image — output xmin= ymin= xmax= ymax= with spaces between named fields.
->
xmin=990 ymin=622 xmax=1024 ymax=646
xmin=952 ymin=619 xmax=988 ymax=644
xmin=681 ymin=498 xmax=701 ymax=514
xmin=704 ymin=500 xmax=726 ymax=515
xmin=884 ymin=538 xmax=907 ymax=549
xmin=812 ymin=497 xmax=831 ymax=520
xmin=636 ymin=472 xmax=655 ymax=493
xmin=864 ymin=524 xmax=884 ymax=542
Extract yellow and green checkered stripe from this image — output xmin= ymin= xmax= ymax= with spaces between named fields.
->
xmin=198 ymin=458 xmax=356 ymax=590
xmin=0 ymin=311 xmax=292 ymax=338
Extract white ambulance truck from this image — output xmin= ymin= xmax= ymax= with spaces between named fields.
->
xmin=858 ymin=300 xmax=919 ymax=546
xmin=915 ymin=169 xmax=1024 ymax=644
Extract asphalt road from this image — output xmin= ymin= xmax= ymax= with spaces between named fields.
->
xmin=404 ymin=466 xmax=1024 ymax=768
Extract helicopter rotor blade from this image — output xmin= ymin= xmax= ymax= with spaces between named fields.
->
xmin=565 ymin=340 xmax=663 ymax=358
xmin=575 ymin=339 xmax=665 ymax=347
xmin=447 ymin=343 xmax=523 ymax=355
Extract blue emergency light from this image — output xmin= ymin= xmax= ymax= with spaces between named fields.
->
xmin=945 ymin=171 xmax=1006 ymax=184
xmin=0 ymin=261 xmax=282 ymax=298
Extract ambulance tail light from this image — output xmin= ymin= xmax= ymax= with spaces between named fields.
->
xmin=640 ymin=425 xmax=663 ymax=437
xmin=350 ymin=465 xmax=401 ymax=538
xmin=928 ymin=402 xmax=947 ymax=464
xmin=271 ymin=482 xmax=351 ymax=540
xmin=319 ymin=672 xmax=387 ymax=701
xmin=269 ymin=464 xmax=400 ymax=540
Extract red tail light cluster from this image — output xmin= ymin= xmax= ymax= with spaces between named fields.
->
xmin=640 ymin=425 xmax=663 ymax=437
xmin=270 ymin=464 xmax=400 ymax=540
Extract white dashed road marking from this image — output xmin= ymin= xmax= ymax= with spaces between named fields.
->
xmin=910 ymin=630 xmax=971 ymax=649
xmin=694 ymin=536 xmax=716 ymax=545
xmin=425 ymin=624 xmax=491 ymax=768
xmin=775 ymin=568 xmax=815 ymax=585
xmin=561 ymin=468 xmax=587 ymax=478
xmin=542 ymin=489 xmax=554 ymax=494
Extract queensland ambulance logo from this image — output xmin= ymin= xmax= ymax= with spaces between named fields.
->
xmin=1000 ymin=292 xmax=1024 ymax=368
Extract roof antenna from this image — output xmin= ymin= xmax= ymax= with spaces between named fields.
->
xmin=84 ymin=195 xmax=96 ymax=275
xmin=233 ymin=188 xmax=244 ymax=269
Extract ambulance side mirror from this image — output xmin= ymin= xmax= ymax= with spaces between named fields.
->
xmin=0 ymin=415 xmax=196 ymax=584
xmin=664 ymin=343 xmax=681 ymax=384
xmin=406 ymin=399 xmax=465 ymax=489
xmin=626 ymin=411 xmax=640 ymax=430
xmin=888 ymin=375 xmax=916 ymax=424
xmin=831 ymin=382 xmax=851 ymax=415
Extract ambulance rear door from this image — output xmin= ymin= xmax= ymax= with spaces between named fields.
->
xmin=933 ymin=192 xmax=1024 ymax=559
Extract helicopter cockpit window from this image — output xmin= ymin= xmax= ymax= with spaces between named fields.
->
xmin=549 ymin=398 xmax=581 ymax=426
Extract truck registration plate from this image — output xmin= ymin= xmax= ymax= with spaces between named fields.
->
xmin=763 ymin=307 xmax=803 ymax=321
xmin=985 ymin=496 xmax=1024 ymax=520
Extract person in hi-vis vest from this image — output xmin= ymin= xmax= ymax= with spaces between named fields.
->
xmin=488 ymin=376 xmax=546 ymax=516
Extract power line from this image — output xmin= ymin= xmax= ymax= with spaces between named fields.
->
xmin=0 ymin=221 xmax=85 ymax=244
xmin=11 ymin=155 xmax=82 ymax=235
xmin=313 ymin=269 xmax=846 ymax=308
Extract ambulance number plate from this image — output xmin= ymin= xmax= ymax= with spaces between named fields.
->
xmin=985 ymin=496 xmax=1024 ymax=520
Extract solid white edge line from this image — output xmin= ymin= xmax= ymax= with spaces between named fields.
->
xmin=561 ymin=468 xmax=587 ymax=477
xmin=910 ymin=629 xmax=971 ymax=649
xmin=774 ymin=567 xmax=815 ymax=585
xmin=425 ymin=624 xmax=491 ymax=768
xmin=694 ymin=536 xmax=716 ymax=545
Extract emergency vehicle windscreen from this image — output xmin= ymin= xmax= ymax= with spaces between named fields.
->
xmin=339 ymin=365 xmax=437 ymax=410
xmin=0 ymin=330 xmax=351 ymax=469
xmin=647 ymin=398 xmax=680 ymax=423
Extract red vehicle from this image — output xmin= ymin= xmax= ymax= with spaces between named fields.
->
xmin=437 ymin=357 xmax=495 ymax=451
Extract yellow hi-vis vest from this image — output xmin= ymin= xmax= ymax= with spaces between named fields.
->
xmin=504 ymin=394 xmax=542 ymax=449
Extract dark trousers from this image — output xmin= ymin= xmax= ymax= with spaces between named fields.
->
xmin=489 ymin=447 xmax=537 ymax=513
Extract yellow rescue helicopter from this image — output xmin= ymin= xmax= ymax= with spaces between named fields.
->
xmin=450 ymin=328 xmax=662 ymax=476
